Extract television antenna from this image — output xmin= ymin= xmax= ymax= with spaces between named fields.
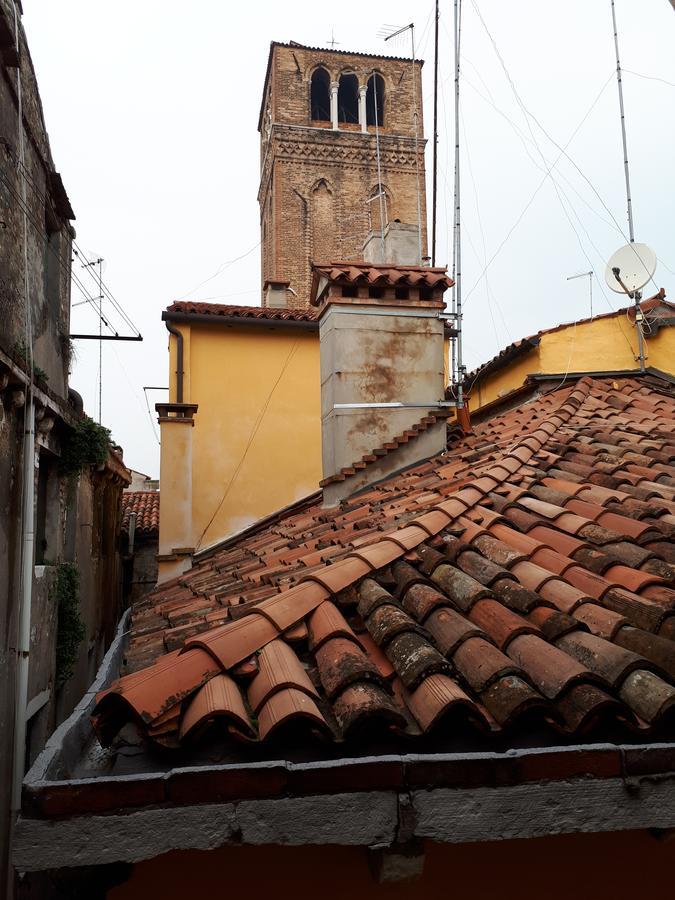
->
xmin=567 ymin=270 xmax=594 ymax=319
xmin=381 ymin=22 xmax=423 ymax=266
xmin=605 ymin=242 xmax=657 ymax=372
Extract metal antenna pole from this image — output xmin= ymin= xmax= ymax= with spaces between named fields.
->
xmin=566 ymin=270 xmax=594 ymax=319
xmin=431 ymin=0 xmax=439 ymax=266
xmin=610 ymin=0 xmax=635 ymax=243
xmin=98 ymin=257 xmax=103 ymax=423
xmin=411 ymin=24 xmax=423 ymax=265
xmin=383 ymin=22 xmax=422 ymax=263
xmin=589 ymin=271 xmax=593 ymax=319
xmin=372 ymin=75 xmax=386 ymax=261
xmin=453 ymin=0 xmax=464 ymax=408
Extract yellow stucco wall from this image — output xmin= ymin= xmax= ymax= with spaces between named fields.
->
xmin=470 ymin=314 xmax=675 ymax=413
xmin=162 ymin=322 xmax=321 ymax=559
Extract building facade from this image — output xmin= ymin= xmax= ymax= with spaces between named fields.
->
xmin=258 ymin=42 xmax=427 ymax=307
xmin=465 ymin=290 xmax=675 ymax=414
xmin=0 ymin=3 xmax=130 ymax=890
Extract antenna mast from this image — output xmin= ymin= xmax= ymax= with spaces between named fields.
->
xmin=452 ymin=0 xmax=465 ymax=408
xmin=82 ymin=255 xmax=104 ymax=422
xmin=610 ymin=0 xmax=635 ymax=242
xmin=567 ymin=270 xmax=594 ymax=319
xmin=384 ymin=23 xmax=422 ymax=264
xmin=431 ymin=0 xmax=439 ymax=265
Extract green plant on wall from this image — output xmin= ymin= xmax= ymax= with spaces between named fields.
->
xmin=12 ymin=339 xmax=49 ymax=382
xmin=53 ymin=562 xmax=85 ymax=688
xmin=60 ymin=416 xmax=111 ymax=477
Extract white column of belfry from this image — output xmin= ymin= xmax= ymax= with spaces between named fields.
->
xmin=330 ymin=81 xmax=339 ymax=130
xmin=359 ymin=85 xmax=367 ymax=132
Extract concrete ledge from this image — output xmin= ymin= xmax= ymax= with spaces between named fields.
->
xmin=15 ymin=774 xmax=675 ymax=871
xmin=14 ymin=791 xmax=397 ymax=870
xmin=413 ymin=776 xmax=675 ymax=842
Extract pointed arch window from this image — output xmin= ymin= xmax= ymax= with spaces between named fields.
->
xmin=366 ymin=73 xmax=385 ymax=127
xmin=338 ymin=73 xmax=359 ymax=124
xmin=310 ymin=67 xmax=331 ymax=121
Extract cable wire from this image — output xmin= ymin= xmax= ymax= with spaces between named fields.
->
xmin=176 ymin=240 xmax=261 ymax=300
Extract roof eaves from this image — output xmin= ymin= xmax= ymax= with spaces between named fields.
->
xmin=163 ymin=309 xmax=318 ymax=332
xmin=464 ymin=336 xmax=540 ymax=386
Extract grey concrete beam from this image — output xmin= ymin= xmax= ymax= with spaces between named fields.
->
xmin=413 ymin=776 xmax=675 ymax=843
xmin=15 ymin=775 xmax=675 ymax=872
xmin=14 ymin=791 xmax=397 ymax=870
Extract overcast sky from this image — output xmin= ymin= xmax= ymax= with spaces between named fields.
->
xmin=22 ymin=1 xmax=675 ymax=477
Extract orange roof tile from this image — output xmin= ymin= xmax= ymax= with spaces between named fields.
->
xmin=121 ymin=491 xmax=159 ymax=536
xmin=310 ymin=261 xmax=452 ymax=305
xmin=166 ymin=301 xmax=318 ymax=323
xmin=94 ymin=373 xmax=675 ymax=755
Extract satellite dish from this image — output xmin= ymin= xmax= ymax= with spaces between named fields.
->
xmin=605 ymin=242 xmax=656 ymax=295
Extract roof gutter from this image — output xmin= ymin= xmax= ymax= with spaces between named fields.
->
xmin=163 ymin=311 xmax=318 ymax=332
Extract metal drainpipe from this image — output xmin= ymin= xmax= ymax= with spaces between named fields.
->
xmin=128 ymin=511 xmax=136 ymax=556
xmin=165 ymin=321 xmax=184 ymax=403
xmin=12 ymin=395 xmax=35 ymax=814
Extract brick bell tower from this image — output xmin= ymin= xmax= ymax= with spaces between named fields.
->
xmin=258 ymin=41 xmax=428 ymax=308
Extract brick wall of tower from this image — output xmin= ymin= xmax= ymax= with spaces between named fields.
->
xmin=258 ymin=43 xmax=428 ymax=308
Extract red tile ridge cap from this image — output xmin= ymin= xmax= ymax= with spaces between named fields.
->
xmin=165 ymin=302 xmax=318 ymax=323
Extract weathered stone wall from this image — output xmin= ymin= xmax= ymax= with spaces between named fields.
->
xmin=0 ymin=4 xmax=129 ymax=890
xmin=125 ymin=538 xmax=158 ymax=604
xmin=0 ymin=0 xmax=73 ymax=394
xmin=259 ymin=44 xmax=427 ymax=307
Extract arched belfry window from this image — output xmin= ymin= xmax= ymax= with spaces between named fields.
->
xmin=366 ymin=73 xmax=385 ymax=127
xmin=310 ymin=67 xmax=331 ymax=121
xmin=338 ymin=73 xmax=359 ymax=124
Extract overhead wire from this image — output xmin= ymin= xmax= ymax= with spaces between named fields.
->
xmin=623 ymin=68 xmax=675 ymax=90
xmin=467 ymin=0 xmax=638 ymax=358
xmin=459 ymin=69 xmax=619 ymax=304
xmin=6 ymin=148 xmax=141 ymax=336
xmin=469 ymin=0 xmax=659 ymax=295
xmin=176 ymin=240 xmax=261 ymax=300
xmin=460 ymin=69 xmax=620 ymax=235
xmin=0 ymin=158 xmax=117 ymax=334
xmin=459 ymin=105 xmax=512 ymax=347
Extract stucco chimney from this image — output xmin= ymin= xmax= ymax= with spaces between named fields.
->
xmin=362 ymin=221 xmax=421 ymax=266
xmin=264 ymin=278 xmax=291 ymax=308
xmin=155 ymin=402 xmax=198 ymax=582
xmin=311 ymin=262 xmax=453 ymax=506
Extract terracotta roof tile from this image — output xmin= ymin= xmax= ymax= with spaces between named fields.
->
xmin=93 ymin=373 xmax=675 ymax=755
xmin=121 ymin=490 xmax=159 ymax=536
xmin=166 ymin=301 xmax=318 ymax=323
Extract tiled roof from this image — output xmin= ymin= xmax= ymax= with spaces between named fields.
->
xmin=465 ymin=289 xmax=673 ymax=384
xmin=121 ymin=491 xmax=160 ymax=537
xmin=166 ymin=302 xmax=318 ymax=323
xmin=320 ymin=409 xmax=453 ymax=486
xmin=311 ymin=262 xmax=452 ymax=304
xmin=94 ymin=374 xmax=675 ymax=754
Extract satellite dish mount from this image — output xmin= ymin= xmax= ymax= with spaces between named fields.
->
xmin=605 ymin=242 xmax=657 ymax=374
